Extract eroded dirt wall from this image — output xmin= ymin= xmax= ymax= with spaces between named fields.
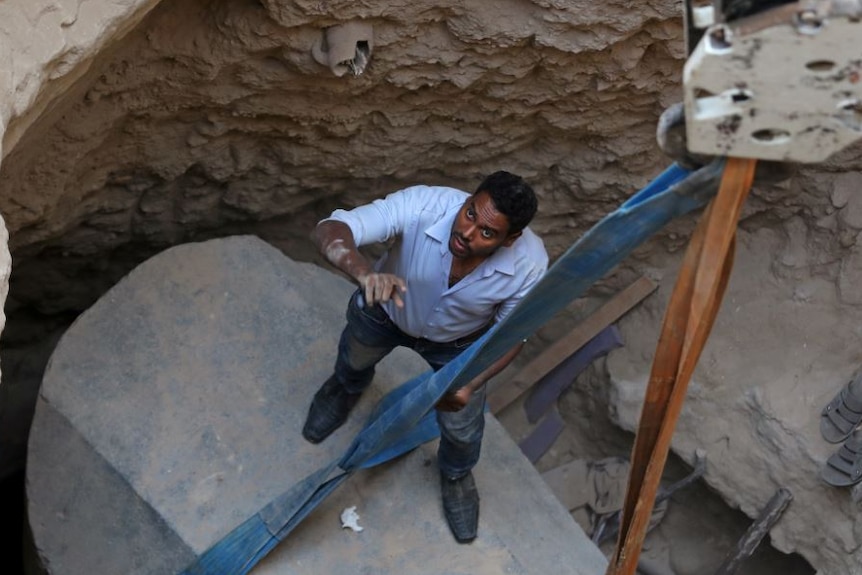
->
xmin=1 ymin=0 xmax=687 ymax=260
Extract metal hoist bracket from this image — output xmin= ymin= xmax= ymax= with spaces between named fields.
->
xmin=683 ymin=0 xmax=862 ymax=162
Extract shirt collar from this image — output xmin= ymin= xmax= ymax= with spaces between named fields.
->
xmin=425 ymin=206 xmax=516 ymax=276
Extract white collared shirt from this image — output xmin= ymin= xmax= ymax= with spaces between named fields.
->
xmin=325 ymin=185 xmax=548 ymax=342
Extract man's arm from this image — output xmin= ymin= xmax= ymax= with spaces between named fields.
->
xmin=311 ymin=220 xmax=407 ymax=307
xmin=436 ymin=341 xmax=524 ymax=412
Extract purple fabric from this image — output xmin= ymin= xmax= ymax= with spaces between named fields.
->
xmin=524 ymin=325 xmax=624 ymax=423
xmin=518 ymin=409 xmax=566 ymax=463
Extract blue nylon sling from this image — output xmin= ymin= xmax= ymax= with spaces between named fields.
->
xmin=181 ymin=160 xmax=724 ymax=575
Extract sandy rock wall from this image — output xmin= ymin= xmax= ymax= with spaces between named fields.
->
xmin=0 ymin=0 xmax=859 ymax=573
xmin=0 ymin=0 xmax=162 ymax=159
xmin=1 ymin=0 xmax=684 ymax=262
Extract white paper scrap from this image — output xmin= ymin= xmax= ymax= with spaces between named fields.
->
xmin=340 ymin=506 xmax=364 ymax=532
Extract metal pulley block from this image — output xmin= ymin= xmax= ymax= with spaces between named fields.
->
xmin=682 ymin=0 xmax=862 ymax=162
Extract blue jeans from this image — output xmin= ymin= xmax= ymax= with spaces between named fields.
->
xmin=334 ymin=290 xmax=487 ymax=478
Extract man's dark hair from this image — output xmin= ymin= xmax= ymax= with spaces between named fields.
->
xmin=475 ymin=171 xmax=538 ymax=235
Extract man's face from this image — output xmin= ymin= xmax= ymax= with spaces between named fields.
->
xmin=448 ymin=191 xmax=521 ymax=260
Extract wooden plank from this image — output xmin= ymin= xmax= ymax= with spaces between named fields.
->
xmin=488 ymin=276 xmax=658 ymax=415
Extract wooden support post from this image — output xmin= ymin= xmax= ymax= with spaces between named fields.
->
xmin=606 ymin=157 xmax=758 ymax=575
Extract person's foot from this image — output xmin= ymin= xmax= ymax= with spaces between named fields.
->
xmin=302 ymin=375 xmax=361 ymax=444
xmin=440 ymin=470 xmax=480 ymax=543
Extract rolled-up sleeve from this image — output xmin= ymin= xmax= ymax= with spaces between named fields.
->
xmin=323 ymin=186 xmax=427 ymax=247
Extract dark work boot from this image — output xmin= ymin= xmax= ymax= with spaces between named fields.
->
xmin=302 ymin=375 xmax=361 ymax=444
xmin=440 ymin=470 xmax=480 ymax=543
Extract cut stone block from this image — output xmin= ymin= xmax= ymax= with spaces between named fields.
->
xmin=28 ymin=235 xmax=607 ymax=575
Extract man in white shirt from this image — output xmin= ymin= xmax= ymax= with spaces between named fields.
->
xmin=303 ymin=171 xmax=548 ymax=543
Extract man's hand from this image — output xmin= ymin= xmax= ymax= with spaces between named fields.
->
xmin=435 ymin=341 xmax=525 ymax=413
xmin=311 ymin=222 xmax=408 ymax=307
xmin=436 ymin=386 xmax=473 ymax=412
xmin=358 ymin=272 xmax=407 ymax=308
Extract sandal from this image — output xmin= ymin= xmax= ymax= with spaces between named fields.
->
xmin=822 ymin=431 xmax=862 ymax=487
xmin=821 ymin=374 xmax=862 ymax=444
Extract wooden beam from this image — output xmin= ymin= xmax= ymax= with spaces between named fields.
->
xmin=488 ymin=276 xmax=658 ymax=415
xmin=606 ymin=157 xmax=757 ymax=575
